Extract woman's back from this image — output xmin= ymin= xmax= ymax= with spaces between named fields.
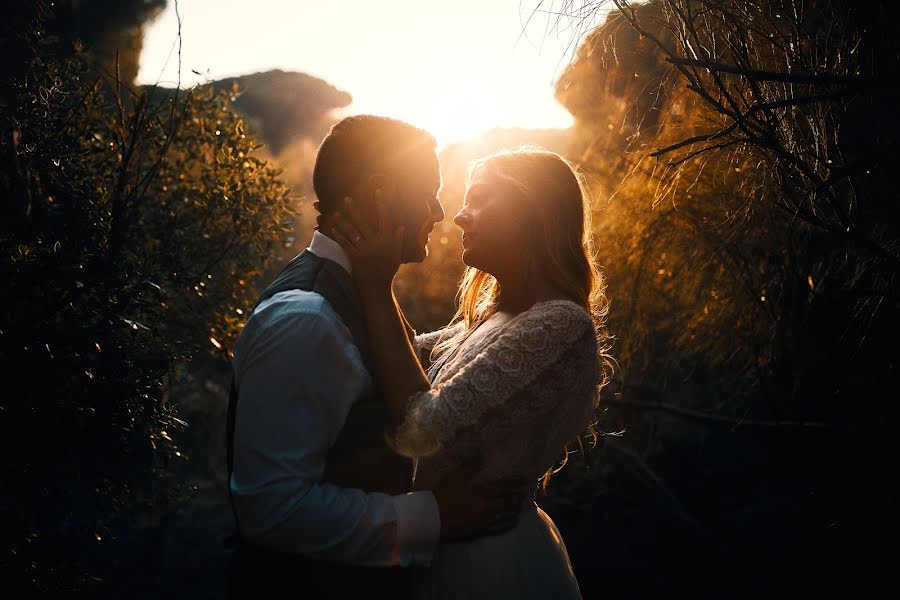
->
xmin=404 ymin=299 xmax=600 ymax=599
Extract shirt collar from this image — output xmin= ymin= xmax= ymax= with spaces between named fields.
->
xmin=307 ymin=230 xmax=352 ymax=275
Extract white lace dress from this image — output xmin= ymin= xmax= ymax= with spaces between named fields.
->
xmin=395 ymin=300 xmax=601 ymax=600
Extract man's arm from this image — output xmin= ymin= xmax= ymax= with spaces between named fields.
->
xmin=230 ymin=294 xmax=439 ymax=565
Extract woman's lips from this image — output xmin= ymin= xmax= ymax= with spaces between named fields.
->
xmin=462 ymin=233 xmax=476 ymax=248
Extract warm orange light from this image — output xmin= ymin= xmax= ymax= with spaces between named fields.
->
xmin=138 ymin=1 xmax=578 ymax=148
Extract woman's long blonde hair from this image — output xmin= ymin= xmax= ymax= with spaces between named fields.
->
xmin=430 ymin=146 xmax=614 ymax=485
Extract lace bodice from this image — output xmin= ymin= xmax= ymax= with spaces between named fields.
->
xmin=397 ymin=300 xmax=601 ymax=492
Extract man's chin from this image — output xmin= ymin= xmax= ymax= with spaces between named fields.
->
xmin=402 ymin=245 xmax=428 ymax=264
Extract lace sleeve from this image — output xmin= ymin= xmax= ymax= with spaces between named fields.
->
xmin=412 ymin=323 xmax=463 ymax=367
xmin=389 ymin=300 xmax=596 ymax=458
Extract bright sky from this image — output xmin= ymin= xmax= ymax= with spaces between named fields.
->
xmin=138 ymin=1 xmax=603 ymax=146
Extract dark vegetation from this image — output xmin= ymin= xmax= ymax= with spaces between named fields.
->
xmin=1 ymin=1 xmax=292 ymax=595
xmin=541 ymin=1 xmax=900 ymax=597
xmin=2 ymin=0 xmax=898 ymax=597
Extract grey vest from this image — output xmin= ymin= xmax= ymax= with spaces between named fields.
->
xmin=226 ymin=250 xmax=412 ymax=521
xmin=225 ymin=250 xmax=411 ymax=597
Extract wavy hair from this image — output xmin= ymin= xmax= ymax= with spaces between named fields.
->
xmin=429 ymin=146 xmax=615 ymax=487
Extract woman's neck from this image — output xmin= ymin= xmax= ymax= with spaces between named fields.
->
xmin=494 ymin=267 xmax=564 ymax=315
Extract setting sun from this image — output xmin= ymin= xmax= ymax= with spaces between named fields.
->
xmin=9 ymin=1 xmax=899 ymax=596
xmin=137 ymin=0 xmax=583 ymax=146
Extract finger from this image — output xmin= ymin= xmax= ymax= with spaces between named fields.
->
xmin=332 ymin=231 xmax=357 ymax=253
xmin=344 ymin=196 xmax=372 ymax=239
xmin=332 ymin=210 xmax=365 ymax=244
xmin=329 ymin=221 xmax=358 ymax=252
xmin=374 ymin=188 xmax=387 ymax=233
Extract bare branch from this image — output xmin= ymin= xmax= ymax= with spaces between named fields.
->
xmin=666 ymin=57 xmax=895 ymax=87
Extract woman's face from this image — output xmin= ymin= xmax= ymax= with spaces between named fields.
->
xmin=453 ymin=164 xmax=531 ymax=275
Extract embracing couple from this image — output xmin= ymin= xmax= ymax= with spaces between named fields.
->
xmin=226 ymin=115 xmax=611 ymax=599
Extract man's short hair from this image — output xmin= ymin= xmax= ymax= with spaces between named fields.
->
xmin=312 ymin=115 xmax=438 ymax=214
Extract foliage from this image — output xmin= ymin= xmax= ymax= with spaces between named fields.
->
xmin=553 ymin=0 xmax=899 ymax=415
xmin=0 ymin=10 xmax=292 ymax=591
xmin=0 ymin=0 xmax=167 ymax=94
xmin=537 ymin=1 xmax=900 ymax=596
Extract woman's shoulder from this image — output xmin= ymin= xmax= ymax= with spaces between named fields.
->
xmin=518 ymin=299 xmax=594 ymax=334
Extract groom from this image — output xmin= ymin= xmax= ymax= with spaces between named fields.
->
xmin=226 ymin=115 xmax=523 ymax=598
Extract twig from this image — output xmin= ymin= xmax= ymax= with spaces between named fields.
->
xmin=604 ymin=396 xmax=893 ymax=433
xmin=666 ymin=56 xmax=893 ymax=86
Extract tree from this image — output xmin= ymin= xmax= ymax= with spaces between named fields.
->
xmin=0 ymin=5 xmax=293 ymax=591
xmin=553 ymin=0 xmax=899 ymax=415
xmin=538 ymin=1 xmax=899 ymax=595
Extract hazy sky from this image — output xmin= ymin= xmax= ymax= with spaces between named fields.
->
xmin=138 ymin=1 xmax=604 ymax=145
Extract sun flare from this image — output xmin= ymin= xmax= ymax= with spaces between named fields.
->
xmin=138 ymin=0 xmax=577 ymax=147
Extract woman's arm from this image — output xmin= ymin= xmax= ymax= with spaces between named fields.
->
xmin=329 ymin=194 xmax=438 ymax=430
xmin=391 ymin=300 xmax=598 ymax=458
xmin=357 ymin=287 xmax=435 ymax=429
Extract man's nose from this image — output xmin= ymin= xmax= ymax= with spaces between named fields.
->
xmin=431 ymin=198 xmax=445 ymax=224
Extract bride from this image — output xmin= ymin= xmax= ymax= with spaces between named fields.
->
xmin=329 ymin=146 xmax=613 ymax=599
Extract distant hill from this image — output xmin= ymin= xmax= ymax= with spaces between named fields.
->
xmin=210 ymin=69 xmax=352 ymax=155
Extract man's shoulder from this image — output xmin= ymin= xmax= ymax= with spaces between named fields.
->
xmin=234 ymin=290 xmax=352 ymax=364
xmin=248 ymin=289 xmax=346 ymax=331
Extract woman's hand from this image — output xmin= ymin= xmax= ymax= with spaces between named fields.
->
xmin=329 ymin=191 xmax=405 ymax=296
xmin=329 ymin=191 xmax=434 ymax=431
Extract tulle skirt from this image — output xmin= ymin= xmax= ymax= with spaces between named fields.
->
xmin=410 ymin=503 xmax=582 ymax=600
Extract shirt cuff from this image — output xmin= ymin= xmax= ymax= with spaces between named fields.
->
xmin=393 ymin=490 xmax=441 ymax=566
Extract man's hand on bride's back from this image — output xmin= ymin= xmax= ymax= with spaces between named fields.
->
xmin=433 ymin=459 xmax=526 ymax=541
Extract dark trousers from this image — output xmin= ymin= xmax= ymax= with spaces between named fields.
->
xmin=226 ymin=541 xmax=410 ymax=599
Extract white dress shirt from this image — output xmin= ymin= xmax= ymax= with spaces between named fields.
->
xmin=229 ymin=230 xmax=441 ymax=566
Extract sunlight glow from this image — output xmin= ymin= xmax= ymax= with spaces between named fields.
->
xmin=137 ymin=0 xmax=594 ymax=146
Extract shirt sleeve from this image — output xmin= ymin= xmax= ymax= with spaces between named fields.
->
xmin=230 ymin=293 xmax=440 ymax=565
xmin=390 ymin=301 xmax=598 ymax=458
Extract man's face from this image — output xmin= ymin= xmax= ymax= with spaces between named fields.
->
xmin=394 ymin=150 xmax=445 ymax=263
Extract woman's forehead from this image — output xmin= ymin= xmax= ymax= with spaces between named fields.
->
xmin=468 ymin=163 xmax=522 ymax=193
xmin=468 ymin=164 xmax=501 ymax=186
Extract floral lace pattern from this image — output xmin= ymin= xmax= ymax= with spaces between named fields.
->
xmin=397 ymin=300 xmax=601 ymax=488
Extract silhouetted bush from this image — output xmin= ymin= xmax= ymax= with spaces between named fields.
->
xmin=0 ymin=9 xmax=292 ymax=592
xmin=539 ymin=1 xmax=899 ymax=597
